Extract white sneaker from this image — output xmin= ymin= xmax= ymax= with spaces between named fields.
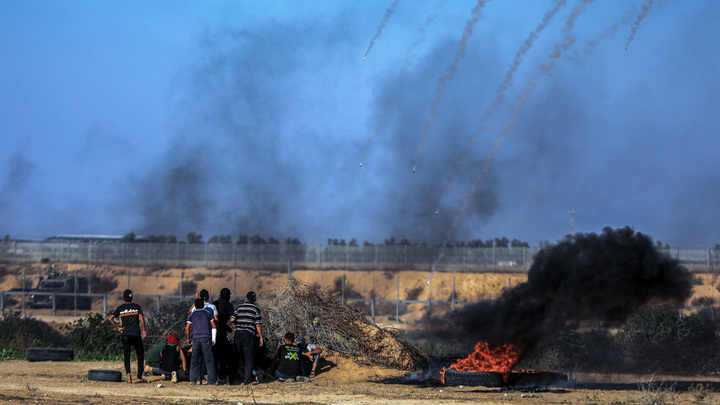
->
xmin=171 ymin=371 xmax=178 ymax=383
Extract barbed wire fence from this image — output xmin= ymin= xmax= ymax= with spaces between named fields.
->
xmin=2 ymin=241 xmax=718 ymax=272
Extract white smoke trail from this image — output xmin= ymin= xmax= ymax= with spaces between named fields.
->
xmin=435 ymin=0 xmax=567 ymax=214
xmin=625 ymin=0 xmax=655 ymax=50
xmin=427 ymin=0 xmax=598 ymax=284
xmin=360 ymin=1 xmax=444 ymax=167
xmin=412 ymin=0 xmax=492 ymax=173
xmin=363 ymin=0 xmax=400 ymax=61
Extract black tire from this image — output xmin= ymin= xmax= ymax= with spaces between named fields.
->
xmin=443 ymin=368 xmax=503 ymax=387
xmin=88 ymin=369 xmax=123 ymax=382
xmin=25 ymin=347 xmax=74 ymax=362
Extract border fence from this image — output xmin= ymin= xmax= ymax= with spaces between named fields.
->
xmin=2 ymin=241 xmax=719 ymax=272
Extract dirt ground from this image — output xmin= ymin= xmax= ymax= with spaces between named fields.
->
xmin=2 ymin=358 xmax=720 ymax=405
xmin=4 ymin=265 xmax=720 ymax=404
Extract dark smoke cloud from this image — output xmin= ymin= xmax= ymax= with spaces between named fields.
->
xmin=132 ymin=15 xmax=504 ymax=244
xmin=451 ymin=227 xmax=692 ymax=349
xmin=0 ymin=151 xmax=35 ymax=208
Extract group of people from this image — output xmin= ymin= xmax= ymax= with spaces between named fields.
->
xmin=109 ymin=287 xmax=322 ymax=385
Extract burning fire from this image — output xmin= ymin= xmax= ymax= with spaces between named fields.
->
xmin=440 ymin=341 xmax=524 ymax=384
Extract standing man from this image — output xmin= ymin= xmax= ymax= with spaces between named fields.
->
xmin=108 ymin=289 xmax=147 ymax=383
xmin=230 ymin=291 xmax=264 ymax=385
xmin=186 ymin=298 xmax=217 ymax=385
xmin=213 ymin=287 xmax=235 ymax=384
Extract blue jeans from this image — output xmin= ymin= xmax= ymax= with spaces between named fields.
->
xmin=189 ymin=337 xmax=216 ymax=384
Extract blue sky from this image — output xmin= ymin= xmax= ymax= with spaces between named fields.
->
xmin=1 ymin=1 xmax=718 ymax=247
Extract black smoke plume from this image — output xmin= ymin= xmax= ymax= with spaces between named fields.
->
xmin=452 ymin=226 xmax=692 ymax=350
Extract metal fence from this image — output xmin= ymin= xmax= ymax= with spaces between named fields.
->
xmin=2 ymin=241 xmax=718 ymax=272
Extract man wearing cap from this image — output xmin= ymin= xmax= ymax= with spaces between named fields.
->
xmin=153 ymin=334 xmax=188 ymax=382
xmin=108 ymin=289 xmax=147 ymax=383
xmin=295 ymin=335 xmax=323 ymax=378
xmin=192 ymin=289 xmax=219 ymax=322
xmin=230 ymin=291 xmax=264 ymax=385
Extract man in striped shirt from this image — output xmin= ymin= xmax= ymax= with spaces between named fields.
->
xmin=230 ymin=291 xmax=264 ymax=385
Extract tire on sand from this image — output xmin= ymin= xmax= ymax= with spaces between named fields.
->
xmin=88 ymin=369 xmax=123 ymax=382
xmin=25 ymin=347 xmax=74 ymax=362
xmin=443 ymin=369 xmax=503 ymax=387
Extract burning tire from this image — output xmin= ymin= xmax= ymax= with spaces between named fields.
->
xmin=25 ymin=347 xmax=74 ymax=362
xmin=443 ymin=368 xmax=503 ymax=387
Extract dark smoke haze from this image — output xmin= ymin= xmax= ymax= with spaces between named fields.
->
xmin=450 ymin=227 xmax=692 ymax=349
xmin=2 ymin=2 xmax=719 ymax=247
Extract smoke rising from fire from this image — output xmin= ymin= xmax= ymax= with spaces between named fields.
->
xmin=451 ymin=227 xmax=692 ymax=349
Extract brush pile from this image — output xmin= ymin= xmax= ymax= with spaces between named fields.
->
xmin=260 ymin=277 xmax=426 ymax=370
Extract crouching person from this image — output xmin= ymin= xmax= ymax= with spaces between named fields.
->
xmin=186 ymin=298 xmax=217 ymax=385
xmin=295 ymin=335 xmax=323 ymax=378
xmin=152 ymin=334 xmax=188 ymax=383
xmin=274 ymin=332 xmax=309 ymax=383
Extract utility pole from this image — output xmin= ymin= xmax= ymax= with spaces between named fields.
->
xmin=569 ymin=210 xmax=575 ymax=235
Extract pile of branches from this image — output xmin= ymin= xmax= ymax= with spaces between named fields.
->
xmin=260 ymin=277 xmax=426 ymax=370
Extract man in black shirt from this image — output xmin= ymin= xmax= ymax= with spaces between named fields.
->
xmin=274 ymin=332 xmax=309 ymax=383
xmin=212 ymin=287 xmax=235 ymax=383
xmin=108 ymin=289 xmax=147 ymax=383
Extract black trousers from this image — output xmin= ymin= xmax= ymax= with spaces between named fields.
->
xmin=121 ymin=335 xmax=144 ymax=378
xmin=234 ymin=331 xmax=255 ymax=384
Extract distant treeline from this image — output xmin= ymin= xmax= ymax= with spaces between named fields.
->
xmin=2 ymin=232 xmax=702 ymax=250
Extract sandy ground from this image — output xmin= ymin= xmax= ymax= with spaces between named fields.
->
xmin=2 ymin=359 xmax=720 ymax=404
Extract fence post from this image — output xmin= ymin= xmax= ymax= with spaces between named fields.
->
xmin=74 ymin=270 xmax=78 ymax=318
xmin=103 ymin=294 xmax=107 ymax=314
xmin=371 ymin=298 xmax=375 ymax=324
xmin=121 ymin=242 xmax=125 ymax=266
xmin=157 ymin=295 xmax=160 ymax=312
xmin=288 ymin=260 xmax=292 ymax=279
xmin=126 ymin=270 xmax=130 ymax=290
xmin=180 ymin=271 xmax=184 ymax=301
xmin=205 ymin=242 xmax=209 ymax=268
xmin=52 ymin=292 xmax=57 ymax=316
xmin=341 ymin=274 xmax=345 ymax=307
xmin=493 ymin=246 xmax=496 ymax=271
xmin=21 ymin=268 xmax=25 ymax=317
xmin=396 ymin=275 xmax=399 ymax=322
xmin=452 ymin=276 xmax=455 ymax=311
xmin=233 ymin=273 xmax=237 ymax=301
xmin=374 ymin=244 xmax=378 ymax=270
xmin=317 ymin=245 xmax=321 ymax=269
